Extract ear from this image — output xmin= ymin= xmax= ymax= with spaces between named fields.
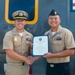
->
xmin=14 ymin=20 xmax=16 ymax=24
xmin=59 ymin=17 xmax=61 ymax=22
xmin=24 ymin=20 xmax=26 ymax=25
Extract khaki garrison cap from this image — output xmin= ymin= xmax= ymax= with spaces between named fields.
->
xmin=12 ymin=10 xmax=28 ymax=20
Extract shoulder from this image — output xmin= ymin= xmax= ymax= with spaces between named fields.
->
xmin=25 ymin=30 xmax=33 ymax=37
xmin=4 ymin=30 xmax=13 ymax=39
xmin=4 ymin=30 xmax=13 ymax=38
xmin=44 ymin=30 xmax=50 ymax=35
xmin=3 ymin=30 xmax=14 ymax=42
xmin=61 ymin=27 xmax=73 ymax=36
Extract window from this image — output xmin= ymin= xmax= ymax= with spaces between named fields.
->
xmin=70 ymin=0 xmax=75 ymax=12
xmin=5 ymin=0 xmax=38 ymax=24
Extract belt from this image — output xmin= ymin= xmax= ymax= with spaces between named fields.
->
xmin=7 ymin=62 xmax=25 ymax=66
xmin=48 ymin=62 xmax=70 ymax=68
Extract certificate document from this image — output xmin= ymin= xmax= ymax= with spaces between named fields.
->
xmin=33 ymin=36 xmax=48 ymax=56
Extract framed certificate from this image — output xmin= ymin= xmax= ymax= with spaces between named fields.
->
xmin=32 ymin=36 xmax=49 ymax=56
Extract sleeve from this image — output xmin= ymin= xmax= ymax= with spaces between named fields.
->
xmin=3 ymin=32 xmax=13 ymax=50
xmin=65 ymin=30 xmax=75 ymax=49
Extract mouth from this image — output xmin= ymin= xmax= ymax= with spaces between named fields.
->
xmin=18 ymin=24 xmax=23 ymax=27
xmin=51 ymin=22 xmax=56 ymax=25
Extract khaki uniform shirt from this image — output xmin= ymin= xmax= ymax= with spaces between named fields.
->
xmin=45 ymin=25 xmax=75 ymax=63
xmin=3 ymin=27 xmax=33 ymax=63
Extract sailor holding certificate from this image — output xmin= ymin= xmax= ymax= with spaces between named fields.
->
xmin=43 ymin=9 xmax=75 ymax=75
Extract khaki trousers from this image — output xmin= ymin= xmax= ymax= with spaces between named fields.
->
xmin=5 ymin=63 xmax=29 ymax=75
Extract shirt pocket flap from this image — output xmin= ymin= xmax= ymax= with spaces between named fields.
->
xmin=53 ymin=41 xmax=63 ymax=44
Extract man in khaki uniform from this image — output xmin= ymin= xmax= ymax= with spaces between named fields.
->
xmin=3 ymin=10 xmax=33 ymax=75
xmin=44 ymin=9 xmax=75 ymax=75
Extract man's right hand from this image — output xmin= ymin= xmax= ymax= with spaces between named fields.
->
xmin=24 ymin=56 xmax=34 ymax=65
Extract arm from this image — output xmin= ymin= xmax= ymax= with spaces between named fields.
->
xmin=44 ymin=49 xmax=74 ymax=59
xmin=44 ymin=29 xmax=75 ymax=59
xmin=33 ymin=56 xmax=42 ymax=61
xmin=5 ymin=49 xmax=33 ymax=65
xmin=28 ymin=45 xmax=42 ymax=62
xmin=28 ymin=43 xmax=43 ymax=61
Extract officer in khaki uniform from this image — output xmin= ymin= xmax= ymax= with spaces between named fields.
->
xmin=3 ymin=10 xmax=33 ymax=75
xmin=44 ymin=9 xmax=75 ymax=75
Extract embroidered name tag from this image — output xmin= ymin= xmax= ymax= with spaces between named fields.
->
xmin=56 ymin=37 xmax=62 ymax=40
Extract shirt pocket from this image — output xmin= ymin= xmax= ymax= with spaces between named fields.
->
xmin=53 ymin=40 xmax=63 ymax=45
xmin=14 ymin=41 xmax=21 ymax=47
xmin=53 ymin=40 xmax=64 ymax=52
xmin=13 ymin=36 xmax=21 ymax=47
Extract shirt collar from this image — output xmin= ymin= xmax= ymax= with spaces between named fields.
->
xmin=50 ymin=25 xmax=62 ymax=33
xmin=49 ymin=25 xmax=62 ymax=37
xmin=11 ymin=27 xmax=29 ymax=36
xmin=56 ymin=25 xmax=62 ymax=34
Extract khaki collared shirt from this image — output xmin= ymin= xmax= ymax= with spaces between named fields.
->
xmin=45 ymin=25 xmax=75 ymax=63
xmin=3 ymin=27 xmax=33 ymax=63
